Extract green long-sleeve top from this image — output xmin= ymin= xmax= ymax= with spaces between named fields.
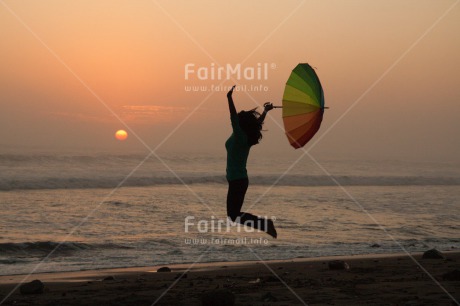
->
xmin=225 ymin=114 xmax=250 ymax=181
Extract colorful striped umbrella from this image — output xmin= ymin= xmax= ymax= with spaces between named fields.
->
xmin=277 ymin=63 xmax=326 ymax=149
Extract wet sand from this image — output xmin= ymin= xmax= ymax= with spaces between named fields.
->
xmin=0 ymin=252 xmax=459 ymax=305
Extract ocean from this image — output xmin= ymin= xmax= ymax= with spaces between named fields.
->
xmin=0 ymin=152 xmax=459 ymax=275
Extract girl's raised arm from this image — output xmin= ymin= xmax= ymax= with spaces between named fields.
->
xmin=227 ymin=85 xmax=237 ymax=116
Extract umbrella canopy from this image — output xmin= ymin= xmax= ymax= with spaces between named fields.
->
xmin=282 ymin=63 xmax=325 ymax=149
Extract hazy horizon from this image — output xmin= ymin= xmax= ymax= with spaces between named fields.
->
xmin=1 ymin=0 xmax=459 ymax=163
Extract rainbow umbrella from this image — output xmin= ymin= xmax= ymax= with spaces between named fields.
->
xmin=275 ymin=63 xmax=326 ymax=149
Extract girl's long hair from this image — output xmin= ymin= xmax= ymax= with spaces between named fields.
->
xmin=237 ymin=108 xmax=263 ymax=146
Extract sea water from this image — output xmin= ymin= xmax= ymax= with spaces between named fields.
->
xmin=0 ymin=153 xmax=459 ymax=275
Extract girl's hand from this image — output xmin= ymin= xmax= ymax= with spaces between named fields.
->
xmin=263 ymin=102 xmax=274 ymax=112
xmin=227 ymin=85 xmax=236 ymax=98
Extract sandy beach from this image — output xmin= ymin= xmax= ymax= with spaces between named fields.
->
xmin=1 ymin=251 xmax=459 ymax=305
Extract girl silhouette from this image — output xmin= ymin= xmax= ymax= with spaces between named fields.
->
xmin=225 ymin=85 xmax=277 ymax=238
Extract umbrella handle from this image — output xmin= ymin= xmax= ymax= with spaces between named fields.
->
xmin=273 ymin=106 xmax=329 ymax=109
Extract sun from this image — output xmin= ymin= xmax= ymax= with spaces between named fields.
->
xmin=115 ymin=130 xmax=128 ymax=141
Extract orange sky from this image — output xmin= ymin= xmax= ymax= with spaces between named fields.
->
xmin=0 ymin=0 xmax=459 ymax=161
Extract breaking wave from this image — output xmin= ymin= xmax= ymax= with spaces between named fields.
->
xmin=0 ymin=175 xmax=459 ymax=191
xmin=0 ymin=241 xmax=133 ymax=255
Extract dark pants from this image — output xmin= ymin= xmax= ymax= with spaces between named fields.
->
xmin=226 ymin=178 xmax=267 ymax=231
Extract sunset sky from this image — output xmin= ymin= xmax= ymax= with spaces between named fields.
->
xmin=1 ymin=0 xmax=459 ymax=161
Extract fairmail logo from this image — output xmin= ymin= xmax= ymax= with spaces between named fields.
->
xmin=184 ymin=63 xmax=275 ymax=81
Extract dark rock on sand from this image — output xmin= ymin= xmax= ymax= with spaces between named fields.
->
xmin=20 ymin=280 xmax=44 ymax=294
xmin=442 ymin=269 xmax=460 ymax=281
xmin=201 ymin=289 xmax=235 ymax=306
xmin=103 ymin=276 xmax=115 ymax=281
xmin=370 ymin=243 xmax=381 ymax=248
xmin=261 ymin=292 xmax=278 ymax=302
xmin=328 ymin=260 xmax=350 ymax=270
xmin=263 ymin=275 xmax=281 ymax=283
xmin=157 ymin=267 xmax=171 ymax=272
xmin=422 ymin=249 xmax=445 ymax=259
xmin=174 ymin=273 xmax=187 ymax=279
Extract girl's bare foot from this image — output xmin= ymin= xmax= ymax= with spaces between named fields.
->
xmin=266 ymin=219 xmax=277 ymax=239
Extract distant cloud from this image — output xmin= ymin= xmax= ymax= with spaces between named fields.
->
xmin=45 ymin=105 xmax=204 ymax=125
xmin=122 ymin=105 xmax=188 ymax=114
xmin=46 ymin=111 xmax=114 ymax=123
xmin=121 ymin=105 xmax=190 ymax=123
